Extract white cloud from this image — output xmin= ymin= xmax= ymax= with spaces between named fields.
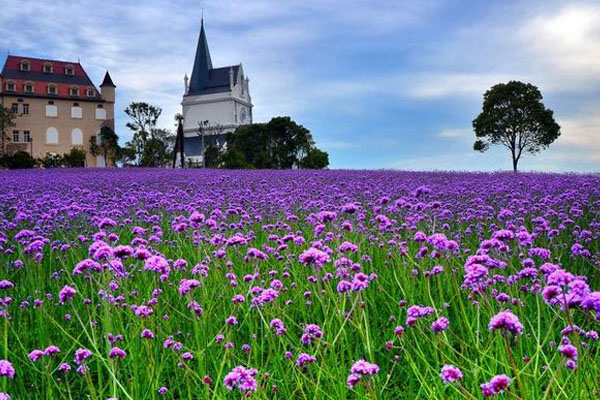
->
xmin=552 ymin=112 xmax=600 ymax=164
xmin=519 ymin=5 xmax=600 ymax=81
xmin=406 ymin=73 xmax=517 ymax=99
xmin=438 ymin=128 xmax=471 ymax=139
xmin=405 ymin=3 xmax=600 ymax=99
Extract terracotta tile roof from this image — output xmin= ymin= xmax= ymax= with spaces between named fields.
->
xmin=1 ymin=55 xmax=103 ymax=101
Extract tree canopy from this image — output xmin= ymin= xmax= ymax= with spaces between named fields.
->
xmin=0 ymin=105 xmax=16 ymax=156
xmin=124 ymin=102 xmax=174 ymax=167
xmin=473 ymin=81 xmax=560 ymax=171
xmin=90 ymin=125 xmax=120 ymax=167
xmin=221 ymin=116 xmax=329 ymax=169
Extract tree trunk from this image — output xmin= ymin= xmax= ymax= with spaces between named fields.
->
xmin=179 ymin=136 xmax=185 ymax=169
xmin=510 ymin=145 xmax=518 ymax=172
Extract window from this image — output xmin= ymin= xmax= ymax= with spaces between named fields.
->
xmin=71 ymin=128 xmax=83 ymax=145
xmin=46 ymin=104 xmax=58 ymax=117
xmin=46 ymin=127 xmax=58 ymax=144
xmin=69 ymin=86 xmax=79 ymax=96
xmin=95 ymin=107 xmax=106 ymax=120
xmin=47 ymin=84 xmax=57 ymax=95
xmin=86 ymin=88 xmax=95 ymax=97
xmin=11 ymin=103 xmax=18 ymax=114
xmin=24 ymin=83 xmax=34 ymax=93
xmin=22 ymin=104 xmax=29 ymax=115
xmin=64 ymin=65 xmax=75 ymax=76
xmin=20 ymin=60 xmax=30 ymax=71
xmin=12 ymin=131 xmax=19 ymax=142
xmin=23 ymin=131 xmax=30 ymax=143
xmin=43 ymin=63 xmax=53 ymax=73
xmin=5 ymin=82 xmax=15 ymax=92
xmin=71 ymin=106 xmax=82 ymax=119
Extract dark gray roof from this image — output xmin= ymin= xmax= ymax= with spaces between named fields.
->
xmin=195 ymin=65 xmax=240 ymax=94
xmin=101 ymin=71 xmax=115 ymax=87
xmin=0 ymin=69 xmax=95 ymax=86
xmin=188 ymin=21 xmax=213 ymax=95
xmin=187 ymin=21 xmax=240 ymax=96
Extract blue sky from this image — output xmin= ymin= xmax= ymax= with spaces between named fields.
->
xmin=1 ymin=0 xmax=598 ymax=171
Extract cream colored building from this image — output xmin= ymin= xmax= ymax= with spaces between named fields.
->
xmin=0 ymin=55 xmax=116 ymax=167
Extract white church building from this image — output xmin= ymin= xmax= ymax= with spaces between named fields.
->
xmin=181 ymin=21 xmax=253 ymax=163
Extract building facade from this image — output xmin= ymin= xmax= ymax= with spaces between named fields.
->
xmin=181 ymin=21 xmax=253 ymax=164
xmin=0 ymin=56 xmax=116 ymax=167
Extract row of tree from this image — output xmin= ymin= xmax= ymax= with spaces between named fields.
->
xmin=0 ymin=148 xmax=87 ymax=169
xmin=119 ymin=104 xmax=329 ymax=169
xmin=1 ymin=100 xmax=330 ymax=169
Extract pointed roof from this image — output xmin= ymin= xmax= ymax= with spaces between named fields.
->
xmin=100 ymin=71 xmax=115 ymax=87
xmin=188 ymin=20 xmax=213 ymax=95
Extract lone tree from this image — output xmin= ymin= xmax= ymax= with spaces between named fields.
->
xmin=473 ymin=81 xmax=560 ymax=171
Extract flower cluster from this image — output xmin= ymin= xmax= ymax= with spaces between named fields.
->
xmin=347 ymin=360 xmax=379 ymax=388
xmin=488 ymin=310 xmax=523 ymax=335
xmin=480 ymin=374 xmax=511 ymax=397
xmin=223 ymin=366 xmax=258 ymax=392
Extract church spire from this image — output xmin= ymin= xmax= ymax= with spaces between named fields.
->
xmin=188 ymin=19 xmax=213 ymax=96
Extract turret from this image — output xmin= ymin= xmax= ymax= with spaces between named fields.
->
xmin=100 ymin=71 xmax=116 ymax=103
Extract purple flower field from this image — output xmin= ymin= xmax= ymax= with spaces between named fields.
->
xmin=0 ymin=169 xmax=599 ymax=399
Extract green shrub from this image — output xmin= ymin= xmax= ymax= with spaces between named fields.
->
xmin=62 ymin=148 xmax=87 ymax=168
xmin=39 ymin=153 xmax=62 ymax=168
xmin=1 ymin=151 xmax=37 ymax=169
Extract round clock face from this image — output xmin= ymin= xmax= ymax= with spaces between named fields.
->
xmin=240 ymin=107 xmax=247 ymax=122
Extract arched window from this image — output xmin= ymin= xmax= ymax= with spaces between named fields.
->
xmin=64 ymin=65 xmax=75 ymax=76
xmin=43 ymin=63 xmax=53 ymax=73
xmin=46 ymin=127 xmax=58 ymax=144
xmin=71 ymin=128 xmax=83 ymax=145
xmin=69 ymin=86 xmax=79 ymax=96
xmin=86 ymin=87 xmax=95 ymax=97
xmin=20 ymin=60 xmax=30 ymax=72
xmin=5 ymin=81 xmax=15 ymax=92
xmin=47 ymin=84 xmax=57 ymax=95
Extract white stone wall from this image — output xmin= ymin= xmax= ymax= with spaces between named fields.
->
xmin=182 ymin=97 xmax=236 ymax=131
xmin=181 ymin=65 xmax=253 ymax=136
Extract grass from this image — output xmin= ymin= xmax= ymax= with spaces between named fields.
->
xmin=0 ymin=168 xmax=598 ymax=399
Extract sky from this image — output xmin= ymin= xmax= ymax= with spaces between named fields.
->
xmin=0 ymin=0 xmax=598 ymax=172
